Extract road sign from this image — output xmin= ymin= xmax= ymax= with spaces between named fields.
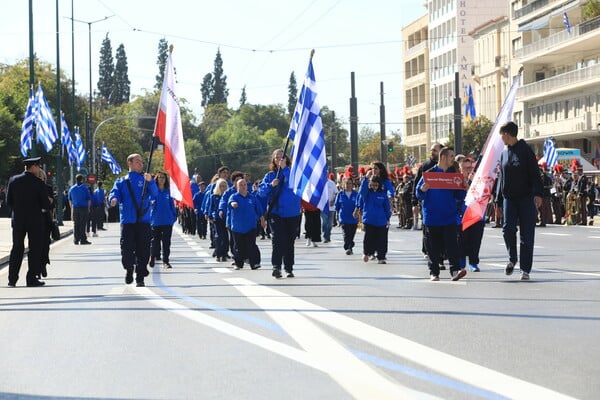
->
xmin=87 ymin=174 xmax=97 ymax=184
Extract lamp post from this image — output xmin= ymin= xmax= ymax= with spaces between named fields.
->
xmin=92 ymin=116 xmax=156 ymax=174
xmin=71 ymin=15 xmax=114 ymax=171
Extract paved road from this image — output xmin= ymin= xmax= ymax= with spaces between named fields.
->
xmin=0 ymin=219 xmax=599 ymax=399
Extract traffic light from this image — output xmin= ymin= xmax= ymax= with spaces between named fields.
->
xmin=387 ymin=141 xmax=394 ymax=152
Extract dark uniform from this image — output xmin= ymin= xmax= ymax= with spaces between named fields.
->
xmin=7 ymin=157 xmax=51 ymax=287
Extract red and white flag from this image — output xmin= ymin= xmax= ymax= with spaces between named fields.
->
xmin=462 ymin=75 xmax=520 ymax=230
xmin=153 ymin=50 xmax=193 ymax=207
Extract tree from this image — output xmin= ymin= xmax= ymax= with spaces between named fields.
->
xmin=287 ymin=72 xmax=297 ymax=119
xmin=110 ymin=44 xmax=130 ymax=106
xmin=238 ymin=104 xmax=289 ymax=138
xmin=446 ymin=116 xmax=494 ymax=156
xmin=200 ymin=49 xmax=229 ymax=108
xmin=239 ymin=85 xmax=247 ymax=107
xmin=154 ymin=38 xmax=169 ymax=90
xmin=97 ymin=34 xmax=114 ymax=102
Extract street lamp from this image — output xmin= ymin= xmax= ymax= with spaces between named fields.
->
xmin=92 ymin=116 xmax=156 ymax=175
xmin=71 ymin=15 xmax=114 ymax=169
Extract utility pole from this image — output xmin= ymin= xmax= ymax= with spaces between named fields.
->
xmin=454 ymin=71 xmax=462 ymax=154
xmin=349 ymin=72 xmax=359 ymax=174
xmin=55 ymin=0 xmax=64 ymax=224
xmin=379 ymin=81 xmax=387 ymax=164
xmin=28 ymin=0 xmax=37 ymax=157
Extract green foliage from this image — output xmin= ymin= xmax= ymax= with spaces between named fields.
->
xmin=155 ymin=38 xmax=169 ymax=90
xmin=238 ymin=104 xmax=289 ymax=138
xmin=200 ymin=49 xmax=229 ymax=108
xmin=583 ymin=0 xmax=600 ymax=21
xmin=446 ymin=116 xmax=494 ymax=155
xmin=97 ymin=34 xmax=114 ymax=102
xmin=110 ymin=44 xmax=130 ymax=106
xmin=287 ymin=72 xmax=297 ymax=118
xmin=239 ymin=85 xmax=247 ymax=107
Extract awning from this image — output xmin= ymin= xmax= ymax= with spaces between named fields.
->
xmin=518 ymin=15 xmax=550 ymax=31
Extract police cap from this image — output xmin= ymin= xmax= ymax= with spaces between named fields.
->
xmin=23 ymin=157 xmax=41 ymax=167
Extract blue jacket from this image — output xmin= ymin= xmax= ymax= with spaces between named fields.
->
xmin=207 ymin=193 xmax=223 ymax=221
xmin=335 ymin=189 xmax=359 ymax=224
xmin=219 ymin=186 xmax=238 ymax=227
xmin=228 ymin=192 xmax=263 ymax=233
xmin=109 ymin=172 xmax=158 ymax=224
xmin=193 ymin=190 xmax=205 ymax=216
xmin=416 ymin=166 xmax=466 ymax=226
xmin=92 ymin=188 xmax=105 ymax=207
xmin=358 ymin=179 xmax=391 ymax=227
xmin=257 ymin=167 xmax=301 ymax=218
xmin=150 ymin=187 xmax=177 ymax=227
xmin=68 ymin=183 xmax=91 ymax=208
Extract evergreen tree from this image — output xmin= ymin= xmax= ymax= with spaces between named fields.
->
xmin=239 ymin=85 xmax=247 ymax=107
xmin=200 ymin=73 xmax=213 ymax=108
xmin=97 ymin=34 xmax=114 ymax=102
xmin=287 ymin=71 xmax=298 ymax=118
xmin=211 ymin=49 xmax=229 ymax=105
xmin=155 ymin=38 xmax=169 ymax=90
xmin=110 ymin=44 xmax=130 ymax=105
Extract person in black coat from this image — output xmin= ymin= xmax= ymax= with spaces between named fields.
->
xmin=6 ymin=157 xmax=52 ymax=287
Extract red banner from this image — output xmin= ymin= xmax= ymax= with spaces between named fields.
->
xmin=423 ymin=172 xmax=465 ymax=189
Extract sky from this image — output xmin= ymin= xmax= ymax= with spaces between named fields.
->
xmin=1 ymin=0 xmax=427 ymax=135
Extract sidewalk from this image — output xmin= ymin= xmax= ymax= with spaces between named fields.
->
xmin=0 ymin=218 xmax=73 ymax=267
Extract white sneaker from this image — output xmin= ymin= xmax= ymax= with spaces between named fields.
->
xmin=306 ymin=239 xmax=312 ymax=247
xmin=92 ymin=233 xmax=98 ymax=237
xmin=312 ymin=242 xmax=318 ymax=247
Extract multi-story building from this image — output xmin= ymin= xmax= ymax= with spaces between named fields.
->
xmin=402 ymin=14 xmax=430 ymax=161
xmin=511 ymin=0 xmax=600 ymax=162
xmin=427 ymin=0 xmax=508 ymax=149
xmin=470 ymin=16 xmax=511 ymax=121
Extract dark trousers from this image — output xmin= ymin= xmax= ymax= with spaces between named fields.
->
xmin=502 ymin=196 xmax=536 ymax=273
xmin=458 ymin=220 xmax=484 ymax=265
xmin=196 ymin=213 xmax=207 ymax=238
xmin=363 ymin=223 xmax=388 ymax=260
xmin=303 ymin=210 xmax=321 ymax=242
xmin=232 ymin=229 xmax=260 ymax=268
xmin=424 ymin=224 xmax=460 ymax=275
xmin=9 ymin=221 xmax=43 ymax=284
xmin=90 ymin=206 xmax=104 ymax=232
xmin=214 ymin=219 xmax=229 ymax=258
xmin=120 ymin=222 xmax=151 ymax=281
xmin=73 ymin=207 xmax=89 ymax=243
xmin=270 ymin=214 xmax=300 ymax=271
xmin=151 ymin=224 xmax=173 ymax=263
xmin=341 ymin=223 xmax=357 ymax=251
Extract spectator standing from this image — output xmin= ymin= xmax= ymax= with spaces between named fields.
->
xmin=69 ymin=174 xmax=92 ymax=245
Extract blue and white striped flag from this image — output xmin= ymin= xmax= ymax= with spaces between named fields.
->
xmin=407 ymin=154 xmax=416 ymax=168
xmin=543 ymin=138 xmax=558 ymax=168
xmin=101 ymin=142 xmax=122 ymax=174
xmin=563 ymin=12 xmax=572 ymax=34
xmin=287 ymin=53 xmax=328 ymax=211
xmin=34 ymin=84 xmax=58 ymax=152
xmin=465 ymin=84 xmax=476 ymax=121
xmin=73 ymin=126 xmax=86 ymax=167
xmin=20 ymin=86 xmax=36 ymax=157
xmin=60 ymin=112 xmax=78 ymax=165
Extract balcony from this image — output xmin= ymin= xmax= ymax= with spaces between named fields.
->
xmin=514 ymin=16 xmax=600 ymax=60
xmin=517 ymin=63 xmax=600 ymax=100
xmin=513 ymin=0 xmax=549 ymax=19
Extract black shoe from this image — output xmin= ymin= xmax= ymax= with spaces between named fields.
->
xmin=439 ymin=265 xmax=446 ymax=270
xmin=286 ymin=271 xmax=295 ymax=278
xmin=272 ymin=269 xmax=282 ymax=279
xmin=250 ymin=264 xmax=261 ymax=270
xmin=136 ymin=281 xmax=145 ymax=287
xmin=41 ymin=265 xmax=48 ymax=278
xmin=26 ymin=280 xmax=45 ymax=287
xmin=8 ymin=281 xmax=16 ymax=287
xmin=149 ymin=257 xmax=155 ymax=268
xmin=141 ymin=269 xmax=150 ymax=278
xmin=73 ymin=241 xmax=79 ymax=245
xmin=125 ymin=268 xmax=134 ymax=284
xmin=505 ymin=261 xmax=515 ymax=276
xmin=163 ymin=262 xmax=172 ymax=269
xmin=156 ymin=256 xmax=161 ymax=261
xmin=345 ymin=249 xmax=353 ymax=255
xmin=80 ymin=241 xmax=92 ymax=245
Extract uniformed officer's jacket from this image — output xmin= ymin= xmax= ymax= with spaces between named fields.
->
xmin=109 ymin=171 xmax=158 ymax=224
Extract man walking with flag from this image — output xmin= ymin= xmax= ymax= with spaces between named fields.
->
xmin=496 ymin=122 xmax=543 ymax=281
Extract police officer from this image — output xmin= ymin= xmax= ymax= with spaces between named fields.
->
xmin=108 ymin=154 xmax=158 ymax=287
xmin=7 ymin=157 xmax=51 ymax=287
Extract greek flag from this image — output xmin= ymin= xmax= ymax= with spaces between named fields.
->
xmin=407 ymin=154 xmax=416 ymax=168
xmin=20 ymin=86 xmax=36 ymax=157
xmin=101 ymin=142 xmax=122 ymax=174
xmin=34 ymin=84 xmax=59 ymax=152
xmin=563 ymin=12 xmax=572 ymax=34
xmin=465 ymin=84 xmax=476 ymax=121
xmin=543 ymin=138 xmax=558 ymax=168
xmin=73 ymin=126 xmax=86 ymax=167
xmin=60 ymin=112 xmax=78 ymax=165
xmin=287 ymin=53 xmax=328 ymax=211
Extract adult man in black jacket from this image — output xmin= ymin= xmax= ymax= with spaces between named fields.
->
xmin=6 ymin=157 xmax=51 ymax=287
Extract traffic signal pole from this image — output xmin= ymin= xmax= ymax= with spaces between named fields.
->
xmin=379 ymin=81 xmax=387 ymax=164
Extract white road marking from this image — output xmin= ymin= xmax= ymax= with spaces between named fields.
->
xmin=539 ymin=232 xmax=570 ymax=237
xmin=212 ymin=267 xmax=233 ymax=274
xmin=226 ymin=278 xmax=577 ymax=400
xmin=133 ymin=285 xmax=438 ymax=400
xmin=195 ymin=251 xmax=211 ymax=257
xmin=536 ymin=268 xmax=600 ymax=277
